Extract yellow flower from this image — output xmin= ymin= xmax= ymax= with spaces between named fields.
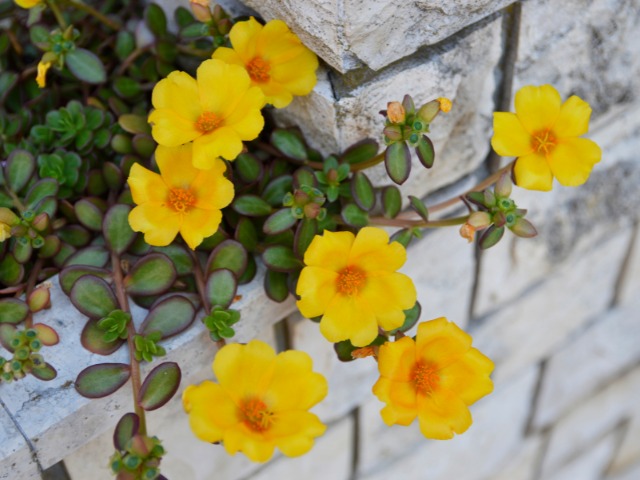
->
xmin=373 ymin=317 xmax=494 ymax=440
xmin=182 ymin=340 xmax=328 ymax=462
xmin=296 ymin=227 xmax=417 ymax=347
xmin=213 ymin=17 xmax=318 ymax=108
xmin=15 ymin=0 xmax=42 ymax=8
xmin=36 ymin=61 xmax=52 ymax=88
xmin=148 ymin=59 xmax=265 ymax=169
xmin=127 ymin=144 xmax=234 ymax=249
xmin=492 ymin=84 xmax=602 ymax=191
xmin=0 ymin=208 xmax=19 ymax=242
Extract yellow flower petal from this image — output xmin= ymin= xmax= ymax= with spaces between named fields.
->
xmin=553 ymin=95 xmax=592 ymax=138
xmin=212 ymin=340 xmax=276 ymax=400
xmin=192 ymin=126 xmax=244 ymax=168
xmin=348 ymin=226 xmax=407 ymax=272
xmin=491 ymin=112 xmax=534 ymax=157
xmin=148 ymin=108 xmax=200 ymax=147
xmin=417 ymin=387 xmax=472 ymax=439
xmin=376 ymin=336 xmax=415 ymax=381
xmin=228 ymin=17 xmax=262 ymax=60
xmin=416 ymin=317 xmax=471 ymax=368
xmin=154 ymin=144 xmax=200 ymax=189
xmin=513 ymin=152 xmax=554 ymax=191
xmin=373 ymin=378 xmax=418 ymax=426
xmin=375 ymin=309 xmax=406 ymax=332
xmin=269 ymin=410 xmax=326 ymax=444
xmin=264 ymin=350 xmax=328 ymax=411
xmin=151 ymin=70 xmax=201 ymax=123
xmin=320 ymin=294 xmax=378 ymax=346
xmin=192 ymin=160 xmax=235 ymax=210
xmin=211 ymin=46 xmax=245 ymax=66
xmin=128 ymin=203 xmax=180 ymax=246
xmin=296 ymin=266 xmax=339 ymax=318
xmin=361 ymin=272 xmax=417 ymax=315
xmin=548 ymin=137 xmax=601 ymax=187
xmin=15 ymin=0 xmax=42 ymax=9
xmin=303 ymin=230 xmax=354 ymax=271
xmin=183 ymin=381 xmax=237 ymax=442
xmin=222 ymin=86 xmax=266 ymax=137
xmin=197 ymin=59 xmax=252 ymax=116
xmin=440 ymin=348 xmax=494 ymax=405
xmin=223 ymin=426 xmax=276 ymax=462
xmin=36 ymin=61 xmax=51 ymax=88
xmin=515 ymin=84 xmax=562 ymax=134
xmin=180 ymin=208 xmax=222 ymax=250
xmin=127 ymin=163 xmax=168 ymax=205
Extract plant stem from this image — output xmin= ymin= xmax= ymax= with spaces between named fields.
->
xmin=188 ymin=250 xmax=226 ymax=349
xmin=368 ymin=214 xmax=469 ymax=229
xmin=66 ymin=0 xmax=120 ymax=30
xmin=4 ymin=187 xmax=26 ymax=213
xmin=47 ymin=0 xmax=68 ymax=29
xmin=350 ymin=151 xmax=385 ymax=172
xmin=115 ymin=46 xmax=151 ymax=76
xmin=111 ymin=252 xmax=147 ymax=435
xmin=255 ymin=141 xmax=324 ymax=170
xmin=23 ymin=258 xmax=44 ymax=329
xmin=176 ymin=44 xmax=214 ymax=58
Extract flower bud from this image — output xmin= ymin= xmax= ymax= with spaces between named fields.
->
xmin=190 ymin=0 xmax=212 ymax=22
xmin=303 ymin=202 xmax=321 ymax=219
xmin=468 ymin=211 xmax=491 ymax=229
xmin=417 ymin=100 xmax=440 ymax=124
xmin=459 ymin=223 xmax=476 ymax=243
xmin=510 ymin=217 xmax=537 ymax=238
xmin=32 ymin=213 xmax=50 ymax=232
xmin=383 ymin=125 xmax=403 ymax=142
xmin=494 ymin=172 xmax=512 ymax=198
xmin=386 ymin=101 xmax=406 ymax=124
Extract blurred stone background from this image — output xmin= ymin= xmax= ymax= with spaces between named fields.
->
xmin=3 ymin=0 xmax=639 ymax=479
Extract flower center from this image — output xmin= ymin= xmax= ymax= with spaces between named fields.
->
xmin=195 ymin=111 xmax=222 ymax=133
xmin=239 ymin=397 xmax=274 ymax=433
xmin=167 ymin=188 xmax=196 ymax=213
xmin=246 ymin=57 xmax=271 ymax=83
xmin=336 ymin=266 xmax=366 ymax=296
xmin=411 ymin=361 xmax=439 ymax=395
xmin=531 ymin=129 xmax=557 ymax=155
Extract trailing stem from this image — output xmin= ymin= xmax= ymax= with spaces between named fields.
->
xmin=189 ymin=250 xmax=227 ymax=349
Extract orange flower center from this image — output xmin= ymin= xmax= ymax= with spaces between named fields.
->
xmin=246 ymin=57 xmax=271 ymax=83
xmin=195 ymin=111 xmax=222 ymax=133
xmin=336 ymin=266 xmax=366 ymax=296
xmin=168 ymin=188 xmax=196 ymax=213
xmin=411 ymin=361 xmax=440 ymax=395
xmin=239 ymin=397 xmax=274 ymax=433
xmin=531 ymin=129 xmax=557 ymax=155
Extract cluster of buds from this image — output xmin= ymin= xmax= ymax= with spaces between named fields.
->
xmin=462 ymin=173 xmax=537 ymax=249
xmin=283 ymin=185 xmax=327 ymax=220
xmin=35 ymin=26 xmax=81 ymax=88
xmin=315 ymin=156 xmax=349 ymax=203
xmin=203 ymin=306 xmax=240 ymax=342
xmin=98 ymin=309 xmax=131 ymax=343
xmin=0 ymin=329 xmax=45 ymax=383
xmin=133 ymin=332 xmax=166 ymax=363
xmin=110 ymin=434 xmax=165 ymax=480
xmin=189 ymin=0 xmax=232 ymax=47
xmin=0 ymin=207 xmax=51 ymax=249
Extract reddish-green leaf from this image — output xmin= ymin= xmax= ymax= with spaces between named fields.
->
xmin=206 ymin=240 xmax=247 ymax=277
xmin=76 ymin=363 xmax=131 ymax=399
xmin=103 ymin=204 xmax=137 ymax=255
xmin=205 ymin=269 xmax=237 ymax=309
xmin=59 ymin=265 xmax=111 ymax=295
xmin=81 ymin=319 xmax=125 ymax=355
xmin=70 ymin=276 xmax=118 ymax=319
xmin=113 ymin=413 xmax=140 ymax=450
xmin=33 ymin=323 xmax=59 ymax=346
xmin=139 ymin=362 xmax=181 ymax=411
xmin=124 ymin=253 xmax=176 ymax=296
xmin=0 ymin=298 xmax=29 ymax=324
xmin=384 ymin=142 xmax=411 ymax=185
xmin=140 ymin=295 xmax=195 ymax=339
xmin=31 ymin=363 xmax=57 ymax=381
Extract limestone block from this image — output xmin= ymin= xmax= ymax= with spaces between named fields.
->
xmin=515 ymin=0 xmax=640 ymax=118
xmin=492 ymin=436 xmax=544 ymax=480
xmin=532 ymin=297 xmax=640 ymax=429
xmin=357 ymin=366 xmax=539 ymax=479
xmin=473 ymin=226 xmax=632 ymax=384
xmin=475 ymin=102 xmax=640 ymax=317
xmin=250 ymin=415 xmax=354 ymax=480
xmin=274 ymin=15 xmax=503 ymax=201
xmin=546 ymin=429 xmax=619 ymax=480
xmin=241 ymin=0 xmax=513 ymax=72
xmin=540 ymin=364 xmax=640 ymax=475
xmin=0 ymin=408 xmax=39 ymax=479
xmin=286 ymin=313 xmax=379 ymax=425
xmin=606 ymin=407 xmax=640 ymax=475
xmin=606 ymin=461 xmax=640 ymax=480
xmin=619 ymin=223 xmax=640 ymax=306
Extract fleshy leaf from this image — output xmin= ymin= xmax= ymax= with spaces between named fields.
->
xmin=340 ymin=139 xmax=379 ymax=165
xmin=341 ymin=203 xmax=369 ymax=228
xmin=388 ymin=302 xmax=422 ymax=334
xmin=74 ymin=199 xmax=104 ymax=232
xmin=31 ymin=363 xmax=57 ymax=381
xmin=271 ymin=129 xmax=307 ymax=160
xmin=75 ymin=363 xmax=131 ymax=398
xmin=294 ymin=218 xmax=317 ymax=258
xmin=59 ymin=265 xmax=111 ymax=295
xmin=263 ymin=209 xmax=297 ymax=235
xmin=140 ymin=295 xmax=196 ymax=339
xmin=70 ymin=276 xmax=118 ymax=319
xmin=264 ymin=270 xmax=289 ymax=302
xmin=139 ymin=362 xmax=181 ymax=411
xmin=384 ymin=142 xmax=411 ymax=185
xmin=415 ymin=135 xmax=435 ymax=168
xmin=81 ymin=318 xmax=125 ymax=355
xmin=206 ymin=240 xmax=247 ymax=277
xmin=65 ymin=49 xmax=107 ymax=84
xmin=408 ymin=195 xmax=429 ymax=222
xmin=262 ymin=245 xmax=302 ymax=272
xmin=103 ymin=204 xmax=137 ymax=255
xmin=0 ymin=298 xmax=29 ymax=324
xmin=33 ymin=323 xmax=59 ymax=346
xmin=382 ymin=186 xmax=402 ymax=218
xmin=5 ymin=150 xmax=35 ymax=193
xmin=232 ymin=195 xmax=273 ymax=217
xmin=124 ymin=253 xmax=176 ymax=296
xmin=113 ymin=413 xmax=140 ymax=451
xmin=351 ymin=172 xmax=375 ymax=211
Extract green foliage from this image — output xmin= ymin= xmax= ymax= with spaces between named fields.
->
xmin=133 ymin=332 xmax=166 ymax=363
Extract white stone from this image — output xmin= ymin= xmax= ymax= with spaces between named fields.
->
xmin=546 ymin=429 xmax=619 ymax=480
xmin=533 ymin=297 xmax=640 ymax=429
xmin=604 ymin=406 xmax=640 ymax=475
xmin=250 ymin=415 xmax=354 ymax=480
xmin=541 ymin=365 xmax=640 ymax=475
xmin=0 ymin=407 xmax=39 ymax=479
xmin=606 ymin=461 xmax=640 ymax=480
xmin=492 ymin=435 xmax=544 ymax=480
xmin=473 ymin=227 xmax=632 ymax=384
xmin=241 ymin=0 xmax=513 ymax=72
xmin=274 ymin=15 xmax=503 ymax=202
xmin=358 ymin=366 xmax=539 ymax=479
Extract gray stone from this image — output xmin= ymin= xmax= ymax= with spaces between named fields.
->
xmin=0 ymin=407 xmax=39 ymax=479
xmin=241 ymin=0 xmax=513 ymax=72
xmin=546 ymin=429 xmax=619 ymax=480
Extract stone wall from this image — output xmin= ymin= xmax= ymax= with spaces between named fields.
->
xmin=54 ymin=0 xmax=640 ymax=478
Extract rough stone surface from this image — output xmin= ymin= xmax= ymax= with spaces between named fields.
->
xmin=514 ymin=0 xmax=640 ymax=118
xmin=0 ymin=407 xmax=39 ymax=479
xmin=473 ymin=227 xmax=631 ymax=384
xmin=358 ymin=366 xmax=539 ymax=479
xmin=532 ymin=297 xmax=640 ymax=429
xmin=540 ymin=365 xmax=640 ymax=476
xmin=608 ymin=409 xmax=640 ymax=475
xmin=492 ymin=435 xmax=544 ymax=480
xmin=546 ymin=429 xmax=620 ymax=480
xmin=274 ymin=15 xmax=503 ymax=202
xmin=242 ymin=0 xmax=513 ymax=72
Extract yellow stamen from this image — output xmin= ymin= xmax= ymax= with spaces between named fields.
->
xmin=239 ymin=397 xmax=274 ymax=433
xmin=195 ymin=111 xmax=222 ymax=133
xmin=246 ymin=57 xmax=271 ymax=83
xmin=531 ymin=130 xmax=557 ymax=155
xmin=336 ymin=266 xmax=366 ymax=296
xmin=411 ymin=361 xmax=439 ymax=394
xmin=167 ymin=188 xmax=196 ymax=213
xmin=437 ymin=97 xmax=452 ymax=113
